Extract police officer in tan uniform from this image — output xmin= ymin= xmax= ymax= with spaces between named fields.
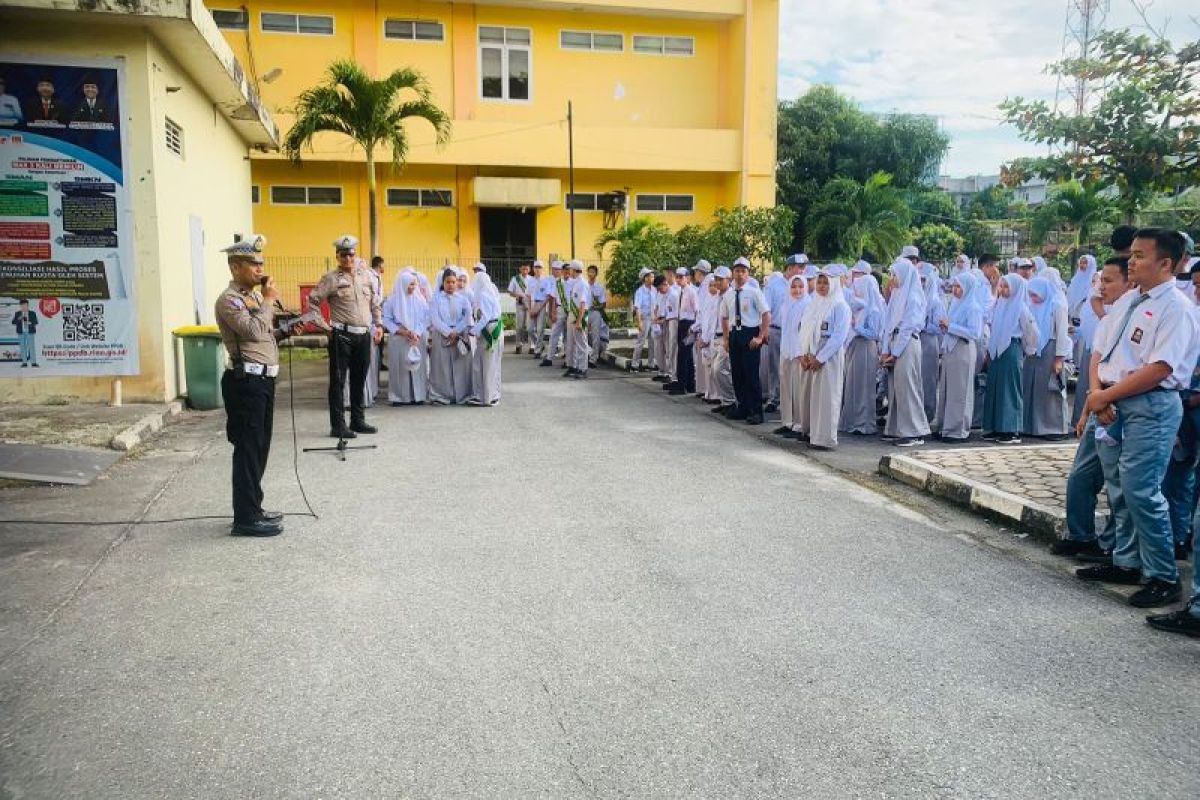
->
xmin=307 ymin=235 xmax=383 ymax=438
xmin=215 ymin=234 xmax=290 ymax=537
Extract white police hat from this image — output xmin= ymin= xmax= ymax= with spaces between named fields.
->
xmin=713 ymin=265 xmax=733 ymax=279
xmin=694 ymin=259 xmax=712 ymax=273
xmin=333 ymin=235 xmax=358 ymax=252
xmin=221 ymin=234 xmax=266 ymax=263
xmin=900 ymin=245 xmax=920 ymax=259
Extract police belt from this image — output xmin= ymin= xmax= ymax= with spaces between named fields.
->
xmin=233 ymin=362 xmax=279 ymax=378
xmin=331 ymin=322 xmax=369 ymax=335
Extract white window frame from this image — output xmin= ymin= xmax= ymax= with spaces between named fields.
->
xmin=565 ymin=192 xmax=600 ymax=211
xmin=559 ymin=30 xmax=624 ymax=53
xmin=269 ymin=185 xmax=344 ymax=206
xmin=636 ymin=194 xmax=695 ymax=213
xmin=211 ymin=8 xmax=249 ymax=30
xmin=478 ymin=25 xmax=533 ymax=104
xmin=260 ymin=11 xmax=335 ymax=36
xmin=383 ymin=18 xmax=445 ymax=43
xmin=164 ymin=117 xmax=184 ymax=158
xmin=385 ymin=188 xmax=455 ymax=208
xmin=632 ymin=34 xmax=695 ymax=57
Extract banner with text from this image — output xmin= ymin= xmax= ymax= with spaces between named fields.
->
xmin=0 ymin=57 xmax=137 ymax=375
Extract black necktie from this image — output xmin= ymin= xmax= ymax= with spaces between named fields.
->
xmin=734 ymin=288 xmax=743 ymax=329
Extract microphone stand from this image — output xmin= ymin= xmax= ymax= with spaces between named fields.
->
xmin=301 ymin=314 xmax=377 ymax=462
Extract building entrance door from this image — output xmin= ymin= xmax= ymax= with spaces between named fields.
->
xmin=479 ymin=208 xmax=536 ymax=289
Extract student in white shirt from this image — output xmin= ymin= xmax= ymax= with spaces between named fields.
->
xmin=586 ymin=265 xmax=608 ymax=367
xmin=564 ymin=260 xmax=591 ymax=379
xmin=669 ymin=266 xmax=699 ymax=396
xmin=630 ymin=268 xmax=656 ymax=372
xmin=507 ymin=262 xmax=533 ymax=354
xmin=720 ymin=257 xmax=771 ymax=424
xmin=528 ymin=261 xmax=549 ymax=357
xmin=1078 ymin=229 xmax=1200 ymax=609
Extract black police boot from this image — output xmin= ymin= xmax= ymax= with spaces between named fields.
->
xmin=260 ymin=511 xmax=284 ymax=523
xmin=231 ymin=518 xmax=283 ymax=537
xmin=331 ymin=427 xmax=357 ymax=439
xmin=350 ymin=421 xmax=378 ymax=434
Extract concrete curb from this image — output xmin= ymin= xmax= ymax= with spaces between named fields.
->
xmin=879 ymin=453 xmax=1065 ymax=540
xmin=110 ymin=400 xmax=184 ymax=452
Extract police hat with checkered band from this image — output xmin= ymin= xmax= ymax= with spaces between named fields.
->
xmin=333 ymin=235 xmax=359 ymax=254
xmin=221 ymin=234 xmax=266 ymax=264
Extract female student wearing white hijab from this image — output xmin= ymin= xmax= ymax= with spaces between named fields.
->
xmin=792 ymin=269 xmax=850 ymax=449
xmin=383 ymin=270 xmax=430 ymax=405
xmin=467 ymin=266 xmax=504 ymax=405
xmin=775 ymin=274 xmax=809 ymax=436
xmin=880 ymin=259 xmax=931 ymax=447
xmin=1021 ymin=275 xmax=1072 ymax=438
xmin=982 ymin=274 xmax=1038 ymax=443
xmin=840 ymin=273 xmax=885 ymax=435
xmin=428 ymin=267 xmax=473 ymax=405
xmin=932 ymin=272 xmax=984 ymax=441
xmin=918 ymin=262 xmax=946 ymax=422
xmin=1071 ymin=268 xmax=1104 ymax=424
xmin=969 ymin=265 xmax=995 ymax=430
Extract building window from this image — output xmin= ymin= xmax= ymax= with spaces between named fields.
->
xmin=565 ymin=193 xmax=599 ymax=211
xmin=386 ymin=188 xmax=454 ymax=208
xmin=632 ymin=35 xmax=694 ymax=56
xmin=270 ymin=186 xmax=343 ymax=205
xmin=211 ymin=9 xmax=249 ymax=30
xmin=251 ymin=185 xmax=260 ymax=204
xmin=164 ymin=117 xmax=184 ymax=157
xmin=261 ymin=12 xmax=334 ymax=36
xmin=560 ymin=31 xmax=623 ymax=52
xmin=384 ymin=19 xmax=444 ymax=41
xmin=636 ymin=194 xmax=694 ymax=213
xmin=479 ymin=26 xmax=531 ymax=102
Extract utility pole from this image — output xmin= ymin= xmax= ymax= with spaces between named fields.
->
xmin=567 ymin=101 xmax=576 ymax=259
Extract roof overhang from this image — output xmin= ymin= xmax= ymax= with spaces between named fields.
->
xmin=0 ymin=0 xmax=279 ymax=148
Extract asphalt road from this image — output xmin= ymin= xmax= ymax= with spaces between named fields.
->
xmin=1 ymin=354 xmax=1197 ymax=799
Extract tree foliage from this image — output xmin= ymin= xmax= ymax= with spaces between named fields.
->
xmin=703 ymin=206 xmax=797 ymax=268
xmin=594 ymin=218 xmax=679 ymax=299
xmin=805 ymin=172 xmax=912 ymax=262
xmin=1029 ymin=180 xmax=1119 ymax=247
xmin=966 ymin=185 xmax=1014 ymax=220
xmin=777 ymin=85 xmax=950 ymax=248
xmin=912 ymin=223 xmax=966 ymax=263
xmin=1000 ymin=31 xmax=1200 ymax=219
xmin=960 ymin=219 xmax=999 ymax=258
xmin=285 ymin=60 xmax=451 ymax=257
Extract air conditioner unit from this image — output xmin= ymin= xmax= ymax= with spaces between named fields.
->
xmin=599 ymin=191 xmax=626 ymax=213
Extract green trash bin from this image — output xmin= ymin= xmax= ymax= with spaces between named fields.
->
xmin=173 ymin=326 xmax=225 ymax=410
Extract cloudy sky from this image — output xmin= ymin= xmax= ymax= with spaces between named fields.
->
xmin=777 ymin=0 xmax=1197 ymax=178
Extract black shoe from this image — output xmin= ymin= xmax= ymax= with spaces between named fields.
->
xmin=1041 ymin=433 xmax=1071 ymax=442
xmin=572 ymin=371 xmax=587 ymax=380
xmin=711 ymin=404 xmax=730 ymax=414
xmin=880 ymin=434 xmax=898 ymax=442
xmin=727 ymin=410 xmax=748 ymax=421
xmin=31 ymin=363 xmax=38 ymax=367
xmin=764 ymin=402 xmax=778 ymax=413
xmin=746 ymin=414 xmax=764 ymax=425
xmin=562 ymin=369 xmax=577 ymax=378
xmin=1076 ymin=547 xmax=1114 ymax=565
xmin=330 ymin=428 xmax=357 ymax=439
xmin=668 ymin=388 xmax=686 ymax=395
xmin=940 ymin=435 xmax=970 ymax=443
xmin=539 ymin=359 xmax=553 ymax=367
xmin=782 ymin=430 xmax=802 ymax=439
xmin=391 ymin=401 xmax=404 ymax=407
xmin=20 ymin=363 xmax=27 ymax=368
xmin=773 ymin=426 xmax=791 ymax=435
xmin=1145 ymin=607 xmax=1200 ymax=638
xmin=231 ymin=518 xmax=283 ymax=537
xmin=1050 ymin=539 xmax=1106 ymax=558
xmin=259 ymin=510 xmax=284 ymax=523
xmin=1129 ymin=579 xmax=1181 ymax=608
xmin=1075 ymin=564 xmax=1141 ymax=585
xmin=981 ymin=432 xmax=998 ymax=442
xmin=1175 ymin=543 xmax=1192 ymax=561
xmin=994 ymin=433 xmax=1022 ymax=444
xmin=652 ymin=375 xmax=668 ymax=383
xmin=350 ymin=422 xmax=377 ymax=434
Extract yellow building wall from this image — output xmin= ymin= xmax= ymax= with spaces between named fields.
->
xmin=0 ymin=21 xmax=256 ymax=404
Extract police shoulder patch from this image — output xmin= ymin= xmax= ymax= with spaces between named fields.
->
xmin=228 ymin=296 xmax=246 ymax=311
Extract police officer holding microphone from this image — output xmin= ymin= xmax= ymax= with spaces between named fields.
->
xmin=215 ymin=234 xmax=293 ymax=537
xmin=307 ymin=235 xmax=384 ymax=438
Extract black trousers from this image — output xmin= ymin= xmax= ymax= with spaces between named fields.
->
xmin=728 ymin=325 xmax=762 ymax=417
xmin=221 ymin=370 xmax=275 ymax=524
xmin=328 ymin=329 xmax=370 ymax=429
xmin=676 ymin=319 xmax=696 ymax=393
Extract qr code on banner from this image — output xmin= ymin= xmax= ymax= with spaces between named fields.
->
xmin=62 ymin=303 xmax=106 ymax=342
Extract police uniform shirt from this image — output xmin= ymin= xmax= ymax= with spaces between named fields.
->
xmin=308 ymin=264 xmax=383 ymax=327
xmin=215 ymin=281 xmax=278 ymax=366
xmin=1095 ymin=281 xmax=1200 ymax=390
xmin=720 ymin=284 xmax=769 ymax=328
xmin=679 ymin=282 xmax=699 ymax=322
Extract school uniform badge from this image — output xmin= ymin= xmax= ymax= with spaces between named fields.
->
xmin=1130 ymin=327 xmax=1143 ymax=344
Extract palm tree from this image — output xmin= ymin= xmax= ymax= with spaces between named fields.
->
xmin=284 ymin=60 xmax=451 ymax=258
xmin=805 ymin=171 xmax=911 ymax=261
xmin=1031 ymin=180 xmax=1118 ymax=248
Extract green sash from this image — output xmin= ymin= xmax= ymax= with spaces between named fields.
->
xmin=482 ymin=318 xmax=505 ymax=351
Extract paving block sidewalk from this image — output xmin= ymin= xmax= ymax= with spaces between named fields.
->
xmin=879 ymin=443 xmax=1094 ymax=539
